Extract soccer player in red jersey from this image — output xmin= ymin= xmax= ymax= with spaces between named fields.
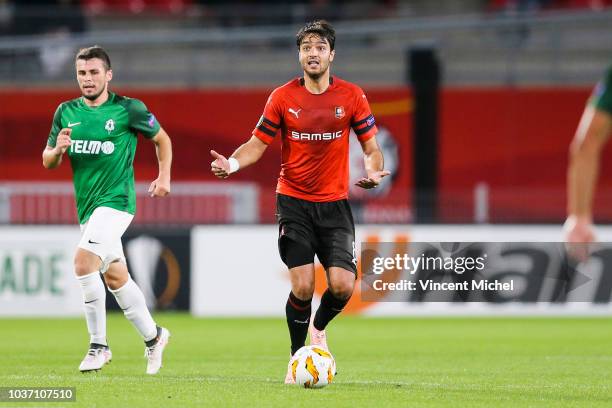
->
xmin=210 ymin=20 xmax=390 ymax=383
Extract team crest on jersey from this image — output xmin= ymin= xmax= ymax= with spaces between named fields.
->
xmin=105 ymin=119 xmax=115 ymax=134
xmin=334 ymin=106 xmax=345 ymax=119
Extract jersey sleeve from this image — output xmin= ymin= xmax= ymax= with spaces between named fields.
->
xmin=126 ymin=99 xmax=161 ymax=139
xmin=252 ymin=90 xmax=282 ymax=145
xmin=47 ymin=104 xmax=63 ymax=147
xmin=351 ymin=87 xmax=378 ymax=142
xmin=589 ymin=67 xmax=612 ymax=115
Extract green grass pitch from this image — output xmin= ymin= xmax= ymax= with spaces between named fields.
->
xmin=1 ymin=314 xmax=611 ymax=407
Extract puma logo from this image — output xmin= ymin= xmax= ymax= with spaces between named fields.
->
xmin=288 ymin=108 xmax=301 ymax=118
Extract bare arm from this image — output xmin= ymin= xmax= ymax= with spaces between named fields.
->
xmin=564 ymin=106 xmax=612 ymax=244
xmin=148 ymin=127 xmax=173 ymax=197
xmin=211 ymin=136 xmax=269 ymax=179
xmin=355 ymin=136 xmax=390 ymax=189
xmin=42 ymin=128 xmax=72 ymax=169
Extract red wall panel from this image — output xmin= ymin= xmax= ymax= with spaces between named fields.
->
xmin=0 ymin=87 xmax=412 ymax=223
xmin=3 ymin=85 xmax=610 ymax=223
xmin=439 ymin=87 xmax=612 ymax=222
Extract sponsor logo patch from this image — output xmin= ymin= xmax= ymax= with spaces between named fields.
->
xmin=290 ymin=130 xmax=342 ymax=141
xmin=70 ymin=140 xmax=115 ymax=155
xmin=148 ymin=114 xmax=156 ymax=128
xmin=366 ymin=115 xmax=375 ymax=127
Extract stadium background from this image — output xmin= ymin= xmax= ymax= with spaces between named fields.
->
xmin=1 ymin=1 xmax=612 ymax=406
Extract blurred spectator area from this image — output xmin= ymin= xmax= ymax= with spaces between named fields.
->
xmin=0 ymin=1 xmax=86 ymax=36
xmin=489 ymin=0 xmax=612 ymax=12
xmin=0 ymin=0 xmax=610 ymax=86
xmin=2 ymin=0 xmax=611 ymax=32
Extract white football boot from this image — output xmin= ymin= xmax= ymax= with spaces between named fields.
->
xmin=79 ymin=345 xmax=112 ymax=372
xmin=309 ymin=325 xmax=329 ymax=351
xmin=144 ymin=327 xmax=170 ymax=375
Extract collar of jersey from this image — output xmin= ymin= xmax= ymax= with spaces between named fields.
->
xmin=299 ymin=76 xmax=335 ymax=94
xmin=79 ymin=91 xmax=115 ymax=110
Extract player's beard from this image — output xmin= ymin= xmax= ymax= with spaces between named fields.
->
xmin=82 ymin=84 xmax=106 ymax=101
xmin=305 ymin=71 xmax=323 ymax=80
xmin=304 ymin=64 xmax=329 ymax=81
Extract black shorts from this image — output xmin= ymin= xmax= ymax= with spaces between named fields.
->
xmin=276 ymin=193 xmax=357 ymax=274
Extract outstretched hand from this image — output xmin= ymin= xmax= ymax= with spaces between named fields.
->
xmin=355 ymin=170 xmax=391 ymax=189
xmin=210 ymin=150 xmax=230 ymax=179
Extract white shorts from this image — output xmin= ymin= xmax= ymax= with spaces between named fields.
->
xmin=78 ymin=206 xmax=134 ymax=273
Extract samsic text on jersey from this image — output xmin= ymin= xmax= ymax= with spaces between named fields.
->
xmin=252 ymin=76 xmax=378 ymax=202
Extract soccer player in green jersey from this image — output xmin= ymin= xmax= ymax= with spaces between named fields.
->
xmin=42 ymin=46 xmax=173 ymax=374
xmin=564 ymin=65 xmax=612 ymax=260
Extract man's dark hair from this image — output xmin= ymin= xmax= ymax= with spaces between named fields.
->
xmin=75 ymin=46 xmax=111 ymax=70
xmin=296 ymin=20 xmax=335 ymax=51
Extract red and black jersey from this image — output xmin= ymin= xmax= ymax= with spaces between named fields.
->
xmin=252 ymin=76 xmax=378 ymax=202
